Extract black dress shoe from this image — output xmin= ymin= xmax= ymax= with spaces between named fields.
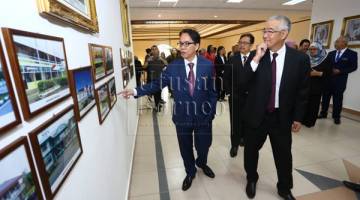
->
xmin=230 ymin=146 xmax=238 ymax=157
xmin=239 ymin=138 xmax=245 ymax=147
xmin=182 ymin=175 xmax=195 ymax=191
xmin=246 ymin=181 xmax=256 ymax=199
xmin=278 ymin=190 xmax=296 ymax=200
xmin=343 ymin=181 xmax=360 ymax=192
xmin=318 ymin=114 xmax=327 ymax=119
xmin=200 ymin=165 xmax=215 ymax=178
xmin=334 ymin=118 xmax=341 ymax=125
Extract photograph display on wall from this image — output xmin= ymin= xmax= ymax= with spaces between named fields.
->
xmin=122 ymin=68 xmax=130 ymax=89
xmin=0 ymin=136 xmax=43 ymax=200
xmin=120 ymin=0 xmax=131 ymax=46
xmin=37 ymin=0 xmax=99 ymax=33
xmin=0 ymin=41 xmax=21 ymax=133
xmin=120 ymin=48 xmax=126 ymax=68
xmin=95 ymin=84 xmax=110 ymax=124
xmin=2 ymin=28 xmax=70 ymax=121
xmin=69 ymin=66 xmax=95 ymax=121
xmin=311 ymin=20 xmax=334 ymax=49
xmin=107 ymin=77 xmax=117 ymax=108
xmin=29 ymin=105 xmax=82 ymax=199
xmin=105 ymin=47 xmax=114 ymax=74
xmin=341 ymin=15 xmax=360 ymax=48
xmin=126 ymin=50 xmax=134 ymax=78
xmin=89 ymin=44 xmax=105 ymax=81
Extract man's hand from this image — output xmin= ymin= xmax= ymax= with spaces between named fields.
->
xmin=292 ymin=121 xmax=302 ymax=133
xmin=310 ymin=70 xmax=323 ymax=77
xmin=118 ymin=89 xmax=134 ymax=99
xmin=333 ymin=68 xmax=341 ymax=75
xmin=253 ymin=43 xmax=268 ymax=64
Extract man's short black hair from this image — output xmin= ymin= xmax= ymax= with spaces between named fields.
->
xmin=146 ymin=48 xmax=151 ymax=54
xmin=179 ymin=29 xmax=200 ymax=45
xmin=299 ymin=39 xmax=310 ymax=46
xmin=240 ymin=33 xmax=255 ymax=44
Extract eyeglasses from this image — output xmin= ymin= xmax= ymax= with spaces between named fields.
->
xmin=177 ymin=41 xmax=196 ymax=47
xmin=262 ymin=28 xmax=282 ymax=35
xmin=238 ymin=41 xmax=251 ymax=45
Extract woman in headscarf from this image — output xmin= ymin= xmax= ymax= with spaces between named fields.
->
xmin=303 ymin=42 xmax=333 ymax=127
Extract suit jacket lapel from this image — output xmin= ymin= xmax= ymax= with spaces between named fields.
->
xmin=279 ymin=46 xmax=291 ymax=94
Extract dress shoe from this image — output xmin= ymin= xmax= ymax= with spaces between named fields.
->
xmin=239 ymin=138 xmax=245 ymax=147
xmin=343 ymin=180 xmax=360 ymax=192
xmin=182 ymin=175 xmax=195 ymax=191
xmin=334 ymin=118 xmax=341 ymax=125
xmin=246 ymin=181 xmax=257 ymax=199
xmin=318 ymin=113 xmax=327 ymax=119
xmin=278 ymin=190 xmax=296 ymax=200
xmin=200 ymin=165 xmax=215 ymax=178
xmin=230 ymin=146 xmax=238 ymax=157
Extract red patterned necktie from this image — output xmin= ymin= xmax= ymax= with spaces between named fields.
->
xmin=188 ymin=63 xmax=195 ymax=96
xmin=267 ymin=53 xmax=278 ymax=112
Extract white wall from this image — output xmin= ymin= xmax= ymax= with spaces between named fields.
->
xmin=0 ymin=0 xmax=137 ymax=199
xmin=311 ymin=0 xmax=360 ymax=112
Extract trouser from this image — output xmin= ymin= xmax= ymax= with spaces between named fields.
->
xmin=153 ymin=91 xmax=161 ymax=108
xmin=229 ymin=94 xmax=247 ymax=147
xmin=320 ymin=88 xmax=344 ymax=119
xmin=303 ymin=94 xmax=321 ymax=126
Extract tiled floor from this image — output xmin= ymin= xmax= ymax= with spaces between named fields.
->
xmin=129 ymin=95 xmax=360 ymax=200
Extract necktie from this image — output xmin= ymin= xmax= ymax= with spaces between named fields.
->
xmin=335 ymin=50 xmax=341 ymax=62
xmin=243 ymin=56 xmax=248 ymax=65
xmin=188 ymin=63 xmax=195 ymax=96
xmin=267 ymin=53 xmax=278 ymax=113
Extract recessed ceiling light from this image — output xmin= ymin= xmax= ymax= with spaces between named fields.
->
xmin=158 ymin=14 xmax=162 ymax=18
xmin=214 ymin=15 xmax=218 ymax=18
xmin=226 ymin=0 xmax=243 ymax=3
xmin=283 ymin=0 xmax=306 ymax=5
xmin=159 ymin=0 xmax=178 ymax=2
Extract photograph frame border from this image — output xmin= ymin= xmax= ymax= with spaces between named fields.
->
xmin=310 ymin=20 xmax=334 ymax=49
xmin=0 ymin=136 xmax=44 ymax=200
xmin=341 ymin=14 xmax=360 ymax=48
xmin=120 ymin=0 xmax=131 ymax=46
xmin=0 ymin=41 xmax=21 ymax=134
xmin=104 ymin=46 xmax=114 ymax=76
xmin=37 ymin=0 xmax=99 ymax=33
xmin=68 ymin=66 xmax=95 ymax=121
xmin=107 ymin=77 xmax=117 ymax=109
xmin=29 ymin=105 xmax=83 ymax=200
xmin=95 ymin=83 xmax=111 ymax=124
xmin=89 ymin=43 xmax=114 ymax=82
xmin=2 ymin=28 xmax=71 ymax=121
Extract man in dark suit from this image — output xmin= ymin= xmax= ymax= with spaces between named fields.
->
xmin=318 ymin=36 xmax=358 ymax=124
xmin=120 ymin=29 xmax=217 ymax=191
xmin=224 ymin=33 xmax=255 ymax=157
xmin=242 ymin=15 xmax=310 ymax=200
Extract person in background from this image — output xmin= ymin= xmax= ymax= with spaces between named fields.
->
xmin=224 ymin=33 xmax=256 ymax=157
xmin=299 ymin=39 xmax=310 ymax=54
xmin=302 ymin=42 xmax=332 ymax=127
xmin=144 ymin=48 xmax=152 ymax=63
xmin=285 ymin=40 xmax=298 ymax=49
xmin=120 ymin=29 xmax=217 ymax=191
xmin=318 ymin=36 xmax=358 ymax=124
xmin=228 ymin=44 xmax=240 ymax=59
xmin=205 ymin=45 xmax=216 ymax=63
xmin=215 ymin=46 xmax=227 ymax=101
xmin=134 ymin=56 xmax=143 ymax=87
xmin=198 ymin=48 xmax=206 ymax=57
xmin=166 ymin=48 xmax=180 ymax=64
xmin=160 ymin=52 xmax=166 ymax=60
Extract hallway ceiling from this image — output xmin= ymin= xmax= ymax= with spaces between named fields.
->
xmin=129 ymin=0 xmax=312 ymax=40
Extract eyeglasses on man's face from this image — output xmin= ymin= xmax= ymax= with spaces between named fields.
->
xmin=262 ymin=28 xmax=282 ymax=35
xmin=177 ymin=41 xmax=196 ymax=47
xmin=238 ymin=41 xmax=251 ymax=45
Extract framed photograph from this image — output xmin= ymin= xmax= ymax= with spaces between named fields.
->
xmin=120 ymin=48 xmax=127 ymax=68
xmin=104 ymin=47 xmax=114 ymax=75
xmin=107 ymin=77 xmax=117 ymax=108
xmin=89 ymin=44 xmax=106 ymax=81
xmin=311 ymin=20 xmax=334 ymax=48
xmin=120 ymin=0 xmax=131 ymax=46
xmin=0 ymin=41 xmax=21 ymax=133
xmin=341 ymin=15 xmax=360 ymax=48
xmin=2 ymin=28 xmax=70 ymax=121
xmin=69 ymin=66 xmax=95 ymax=121
xmin=29 ymin=105 xmax=83 ymax=199
xmin=122 ymin=68 xmax=130 ymax=89
xmin=37 ymin=0 xmax=99 ymax=33
xmin=95 ymin=84 xmax=110 ymax=124
xmin=0 ymin=136 xmax=43 ymax=200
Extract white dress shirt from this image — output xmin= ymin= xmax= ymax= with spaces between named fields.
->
xmin=335 ymin=48 xmax=347 ymax=61
xmin=241 ymin=52 xmax=250 ymax=66
xmin=250 ymin=44 xmax=287 ymax=108
xmin=220 ymin=56 xmax=225 ymax=64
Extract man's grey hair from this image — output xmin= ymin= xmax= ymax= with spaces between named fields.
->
xmin=268 ymin=15 xmax=292 ymax=32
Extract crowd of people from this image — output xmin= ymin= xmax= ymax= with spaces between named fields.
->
xmin=126 ymin=15 xmax=358 ymax=200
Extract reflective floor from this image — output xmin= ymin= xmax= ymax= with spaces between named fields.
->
xmin=129 ymin=93 xmax=360 ymax=200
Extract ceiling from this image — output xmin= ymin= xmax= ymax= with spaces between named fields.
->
xmin=128 ymin=0 xmax=313 ymax=40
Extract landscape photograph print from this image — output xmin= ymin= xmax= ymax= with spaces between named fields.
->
xmin=95 ymin=84 xmax=110 ymax=124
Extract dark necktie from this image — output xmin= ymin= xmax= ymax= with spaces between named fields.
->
xmin=188 ymin=63 xmax=195 ymax=96
xmin=335 ymin=50 xmax=341 ymax=62
xmin=243 ymin=56 xmax=247 ymax=65
xmin=267 ymin=53 xmax=278 ymax=113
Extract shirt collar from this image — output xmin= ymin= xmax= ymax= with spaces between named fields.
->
xmin=339 ymin=48 xmax=347 ymax=54
xmin=184 ymin=55 xmax=197 ymax=67
xmin=270 ymin=44 xmax=286 ymax=56
xmin=241 ymin=52 xmax=250 ymax=57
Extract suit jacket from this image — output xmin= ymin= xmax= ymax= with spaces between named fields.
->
xmin=136 ymin=56 xmax=217 ymax=125
xmin=327 ymin=48 xmax=358 ymax=91
xmin=224 ymin=51 xmax=256 ymax=96
xmin=243 ymin=46 xmax=311 ymax=129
